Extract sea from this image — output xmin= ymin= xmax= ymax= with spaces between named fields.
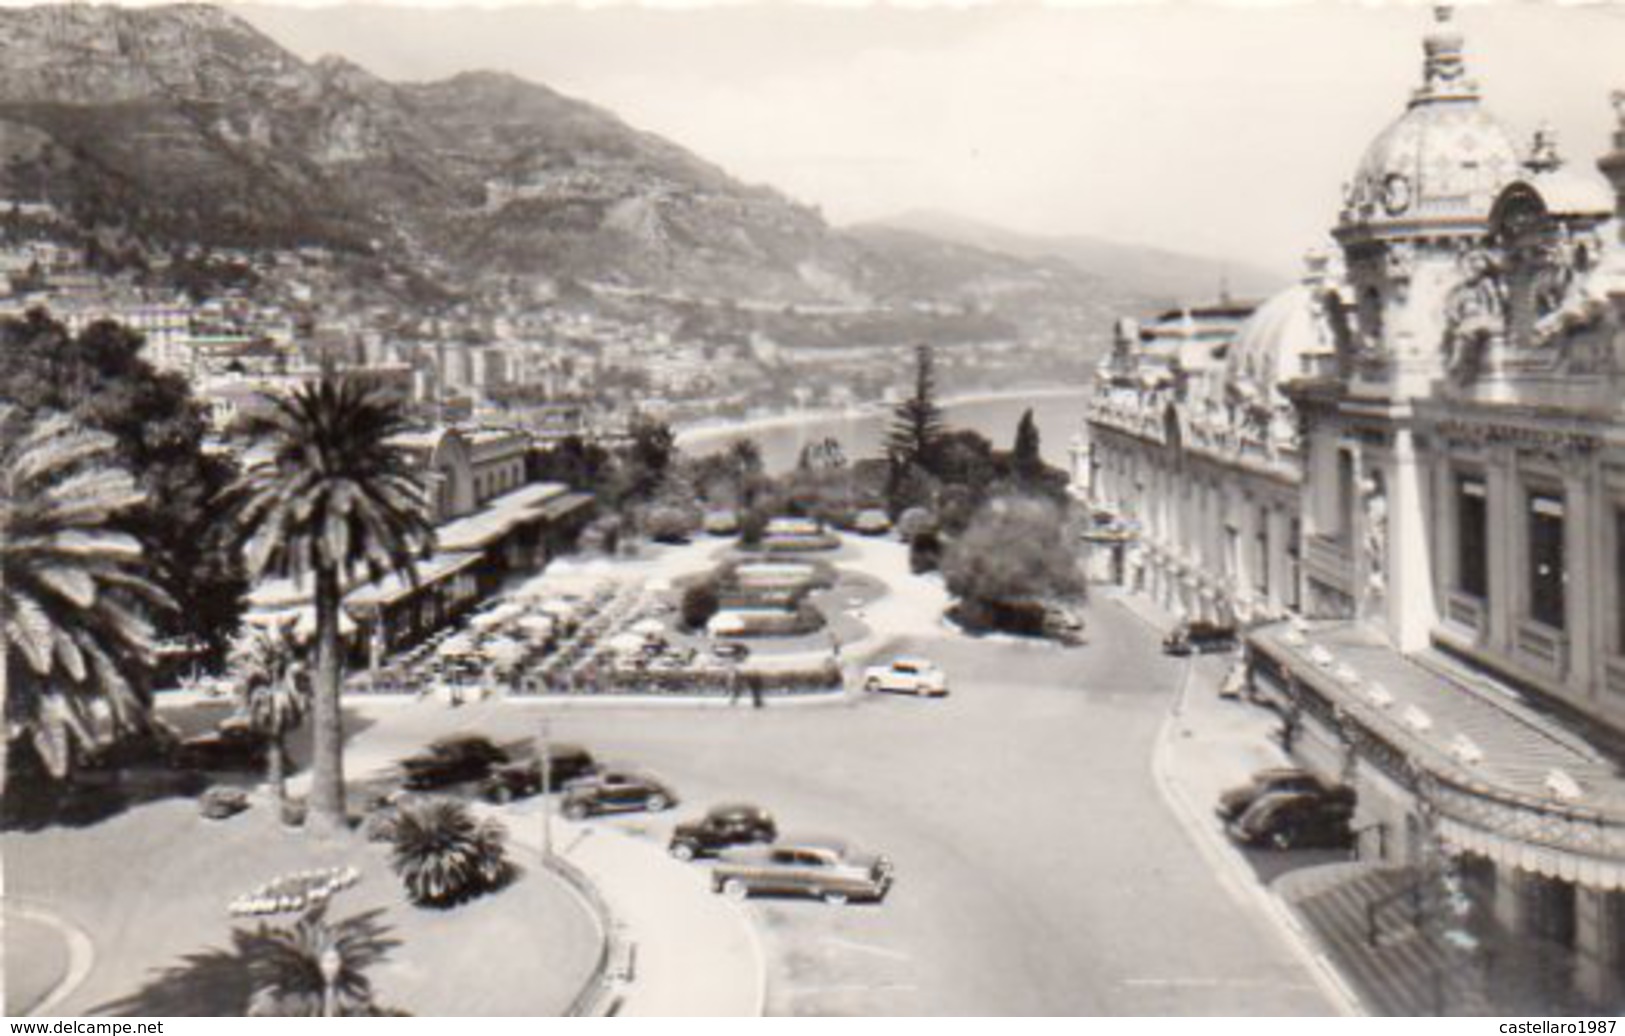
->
xmin=677 ymin=387 xmax=1091 ymax=475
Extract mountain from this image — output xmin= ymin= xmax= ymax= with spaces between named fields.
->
xmin=0 ymin=3 xmax=1155 ymax=343
xmin=865 ymin=210 xmax=1288 ymax=307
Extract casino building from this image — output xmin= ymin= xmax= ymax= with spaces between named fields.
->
xmin=1081 ymin=7 xmax=1625 ymax=1011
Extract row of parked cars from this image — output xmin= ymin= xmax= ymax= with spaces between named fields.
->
xmin=396 ymin=735 xmax=895 ymax=904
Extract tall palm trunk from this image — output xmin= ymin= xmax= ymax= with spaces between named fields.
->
xmin=266 ymin=733 xmax=287 ymax=815
xmin=308 ymin=567 xmax=347 ymax=835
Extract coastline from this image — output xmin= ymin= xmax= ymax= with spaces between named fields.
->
xmin=674 ymin=383 xmax=1088 ymax=451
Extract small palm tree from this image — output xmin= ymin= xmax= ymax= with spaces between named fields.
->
xmin=244 ymin=906 xmax=396 ymax=1017
xmin=1 ymin=405 xmax=172 ymax=793
xmin=228 ymin=379 xmax=433 ymax=835
xmin=230 ymin=624 xmax=309 ymax=812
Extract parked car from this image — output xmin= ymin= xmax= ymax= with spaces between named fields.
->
xmin=1162 ymin=621 xmax=1239 ymax=656
xmin=1228 ymin=790 xmax=1356 ymax=850
xmin=709 ymin=640 xmax=751 ymax=663
xmin=1216 ymin=767 xmax=1353 ymax=822
xmin=1042 ymin=603 xmax=1088 ymax=645
xmin=400 ymin=734 xmax=509 ymax=791
xmin=669 ymin=803 xmax=778 ymax=861
xmin=851 ymin=509 xmax=893 ymax=536
xmin=863 ymin=657 xmax=948 ymax=697
xmin=561 ymin=769 xmax=677 ymax=820
xmin=711 ymin=836 xmax=894 ymax=904
xmin=478 ymin=744 xmax=598 ymax=803
xmin=170 ymin=717 xmax=267 ymax=772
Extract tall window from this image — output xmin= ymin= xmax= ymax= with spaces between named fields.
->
xmin=1527 ymin=491 xmax=1567 ymax=630
xmin=1336 ymin=450 xmax=1357 ymax=542
xmin=1255 ymin=506 xmax=1270 ymax=595
xmin=1456 ymin=474 xmax=1489 ymax=600
xmin=1615 ymin=509 xmax=1625 ymax=652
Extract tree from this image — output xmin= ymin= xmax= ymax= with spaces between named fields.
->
xmin=942 ymin=495 xmax=1084 ymax=617
xmin=1012 ymin=409 xmax=1042 ymax=478
xmin=0 ymin=312 xmax=247 ymax=671
xmin=1 ymin=406 xmax=173 ymax=792
xmin=230 ymin=379 xmax=434 ymax=835
xmin=885 ymin=344 xmax=946 ymax=474
xmin=231 ymin=624 xmax=310 ymax=815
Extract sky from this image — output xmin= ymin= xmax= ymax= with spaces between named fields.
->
xmin=165 ymin=2 xmax=1625 ymax=277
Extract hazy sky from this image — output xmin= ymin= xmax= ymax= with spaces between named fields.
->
xmin=206 ymin=2 xmax=1625 ymax=279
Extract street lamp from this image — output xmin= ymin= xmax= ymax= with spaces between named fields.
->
xmin=538 ymin=716 xmax=554 ymax=860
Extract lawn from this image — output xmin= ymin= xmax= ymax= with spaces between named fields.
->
xmin=2 ymin=792 xmax=599 ymax=1016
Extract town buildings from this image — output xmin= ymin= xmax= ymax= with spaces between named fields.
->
xmin=1079 ymin=6 xmax=1625 ymax=1011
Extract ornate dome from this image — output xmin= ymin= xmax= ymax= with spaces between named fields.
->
xmin=1225 ymin=276 xmax=1336 ymax=401
xmin=1340 ymin=7 xmax=1521 ymax=232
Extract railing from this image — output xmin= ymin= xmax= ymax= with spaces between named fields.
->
xmin=1254 ymin=632 xmax=1625 ymax=864
xmin=1366 ymin=877 xmax=1425 ymax=948
xmin=1351 ymin=819 xmax=1390 ymax=862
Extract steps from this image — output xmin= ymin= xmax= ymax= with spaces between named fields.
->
xmin=1278 ymin=863 xmax=1493 ymax=1016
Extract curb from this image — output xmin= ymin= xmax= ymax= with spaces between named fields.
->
xmin=1127 ymin=597 xmax=1366 ymax=1017
xmin=7 ymin=900 xmax=96 ymax=1017
xmin=531 ymin=846 xmax=624 ymax=1017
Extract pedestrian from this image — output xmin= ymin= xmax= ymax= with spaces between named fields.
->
xmin=727 ymin=665 xmax=743 ymax=706
xmin=749 ymin=670 xmax=764 ymax=709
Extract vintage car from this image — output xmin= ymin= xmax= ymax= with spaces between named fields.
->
xmin=400 ymin=734 xmax=509 ymax=791
xmin=668 ymin=803 xmax=778 ymax=861
xmin=478 ymin=744 xmax=598 ymax=803
xmin=1228 ymin=790 xmax=1357 ymax=851
xmin=560 ymin=769 xmax=678 ymax=820
xmin=1162 ymin=621 xmax=1240 ymax=656
xmin=862 ymin=657 xmax=948 ymax=697
xmin=169 ymin=717 xmax=268 ymax=772
xmin=1216 ymin=767 xmax=1354 ymax=823
xmin=711 ymin=836 xmax=894 ymax=905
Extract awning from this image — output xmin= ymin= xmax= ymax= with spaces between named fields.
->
xmin=533 ymin=491 xmax=594 ymax=523
xmin=344 ymin=552 xmax=481 ymax=610
xmin=1438 ymin=816 xmax=1625 ymax=892
xmin=437 ymin=484 xmax=566 ymax=552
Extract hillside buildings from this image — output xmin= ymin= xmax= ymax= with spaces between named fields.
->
xmin=1079 ymin=7 xmax=1625 ymax=1010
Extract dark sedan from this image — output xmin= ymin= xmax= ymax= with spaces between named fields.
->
xmin=1216 ymin=767 xmax=1352 ymax=823
xmin=478 ymin=744 xmax=598 ymax=803
xmin=561 ymin=769 xmax=677 ymax=820
xmin=170 ymin=718 xmax=267 ymax=772
xmin=400 ymin=734 xmax=509 ymax=791
xmin=669 ymin=803 xmax=777 ymax=861
xmin=1228 ymin=790 xmax=1356 ymax=850
xmin=1162 ymin=621 xmax=1239 ymax=656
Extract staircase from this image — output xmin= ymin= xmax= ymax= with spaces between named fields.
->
xmin=1277 ymin=863 xmax=1494 ymax=1016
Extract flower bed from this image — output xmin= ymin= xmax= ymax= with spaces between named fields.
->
xmin=593 ymin=660 xmax=842 ymax=696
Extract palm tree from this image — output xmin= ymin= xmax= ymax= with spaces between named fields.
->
xmin=230 ymin=624 xmax=309 ymax=814
xmin=229 ymin=379 xmax=433 ymax=835
xmin=0 ymin=405 xmax=172 ymax=793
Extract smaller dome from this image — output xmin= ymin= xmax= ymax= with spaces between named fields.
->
xmin=1225 ymin=281 xmax=1336 ymax=399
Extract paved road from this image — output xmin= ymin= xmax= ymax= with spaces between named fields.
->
xmin=436 ymin=602 xmax=1336 ymax=1016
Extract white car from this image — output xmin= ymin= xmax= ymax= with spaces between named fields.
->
xmin=863 ymin=657 xmax=948 ymax=697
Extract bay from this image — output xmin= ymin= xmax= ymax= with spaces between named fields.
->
xmin=677 ymin=387 xmax=1090 ymax=475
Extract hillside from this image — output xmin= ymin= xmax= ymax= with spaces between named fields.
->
xmin=0 ymin=3 xmax=1155 ymax=345
xmin=865 ymin=210 xmax=1288 ymax=307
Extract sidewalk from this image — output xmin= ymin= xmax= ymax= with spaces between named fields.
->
xmin=1113 ymin=589 xmax=1364 ymax=1016
xmin=504 ymin=818 xmax=766 ymax=1017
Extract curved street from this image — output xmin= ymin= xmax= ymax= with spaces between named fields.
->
xmin=351 ymin=586 xmax=1337 ymax=1016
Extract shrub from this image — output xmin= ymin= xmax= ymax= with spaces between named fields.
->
xmin=389 ymin=798 xmax=513 ymax=908
xmin=910 ymin=531 xmax=942 ymax=574
xmin=681 ymin=579 xmax=721 ymax=632
xmin=644 ymin=503 xmax=699 ymax=544
xmin=738 ymin=508 xmax=769 ymax=547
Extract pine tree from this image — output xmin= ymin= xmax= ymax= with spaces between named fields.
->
xmin=886 ymin=344 xmax=946 ymax=474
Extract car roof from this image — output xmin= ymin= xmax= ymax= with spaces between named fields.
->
xmin=891 ymin=656 xmax=936 ymax=668
xmin=777 ymin=834 xmax=850 ymax=855
xmin=708 ymin=802 xmax=767 ymax=817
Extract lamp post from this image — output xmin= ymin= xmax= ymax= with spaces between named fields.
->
xmin=538 ymin=716 xmax=554 ymax=860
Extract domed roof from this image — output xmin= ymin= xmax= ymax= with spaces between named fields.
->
xmin=1225 ymin=279 xmax=1336 ymax=400
xmin=1340 ymin=7 xmax=1521 ymax=232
